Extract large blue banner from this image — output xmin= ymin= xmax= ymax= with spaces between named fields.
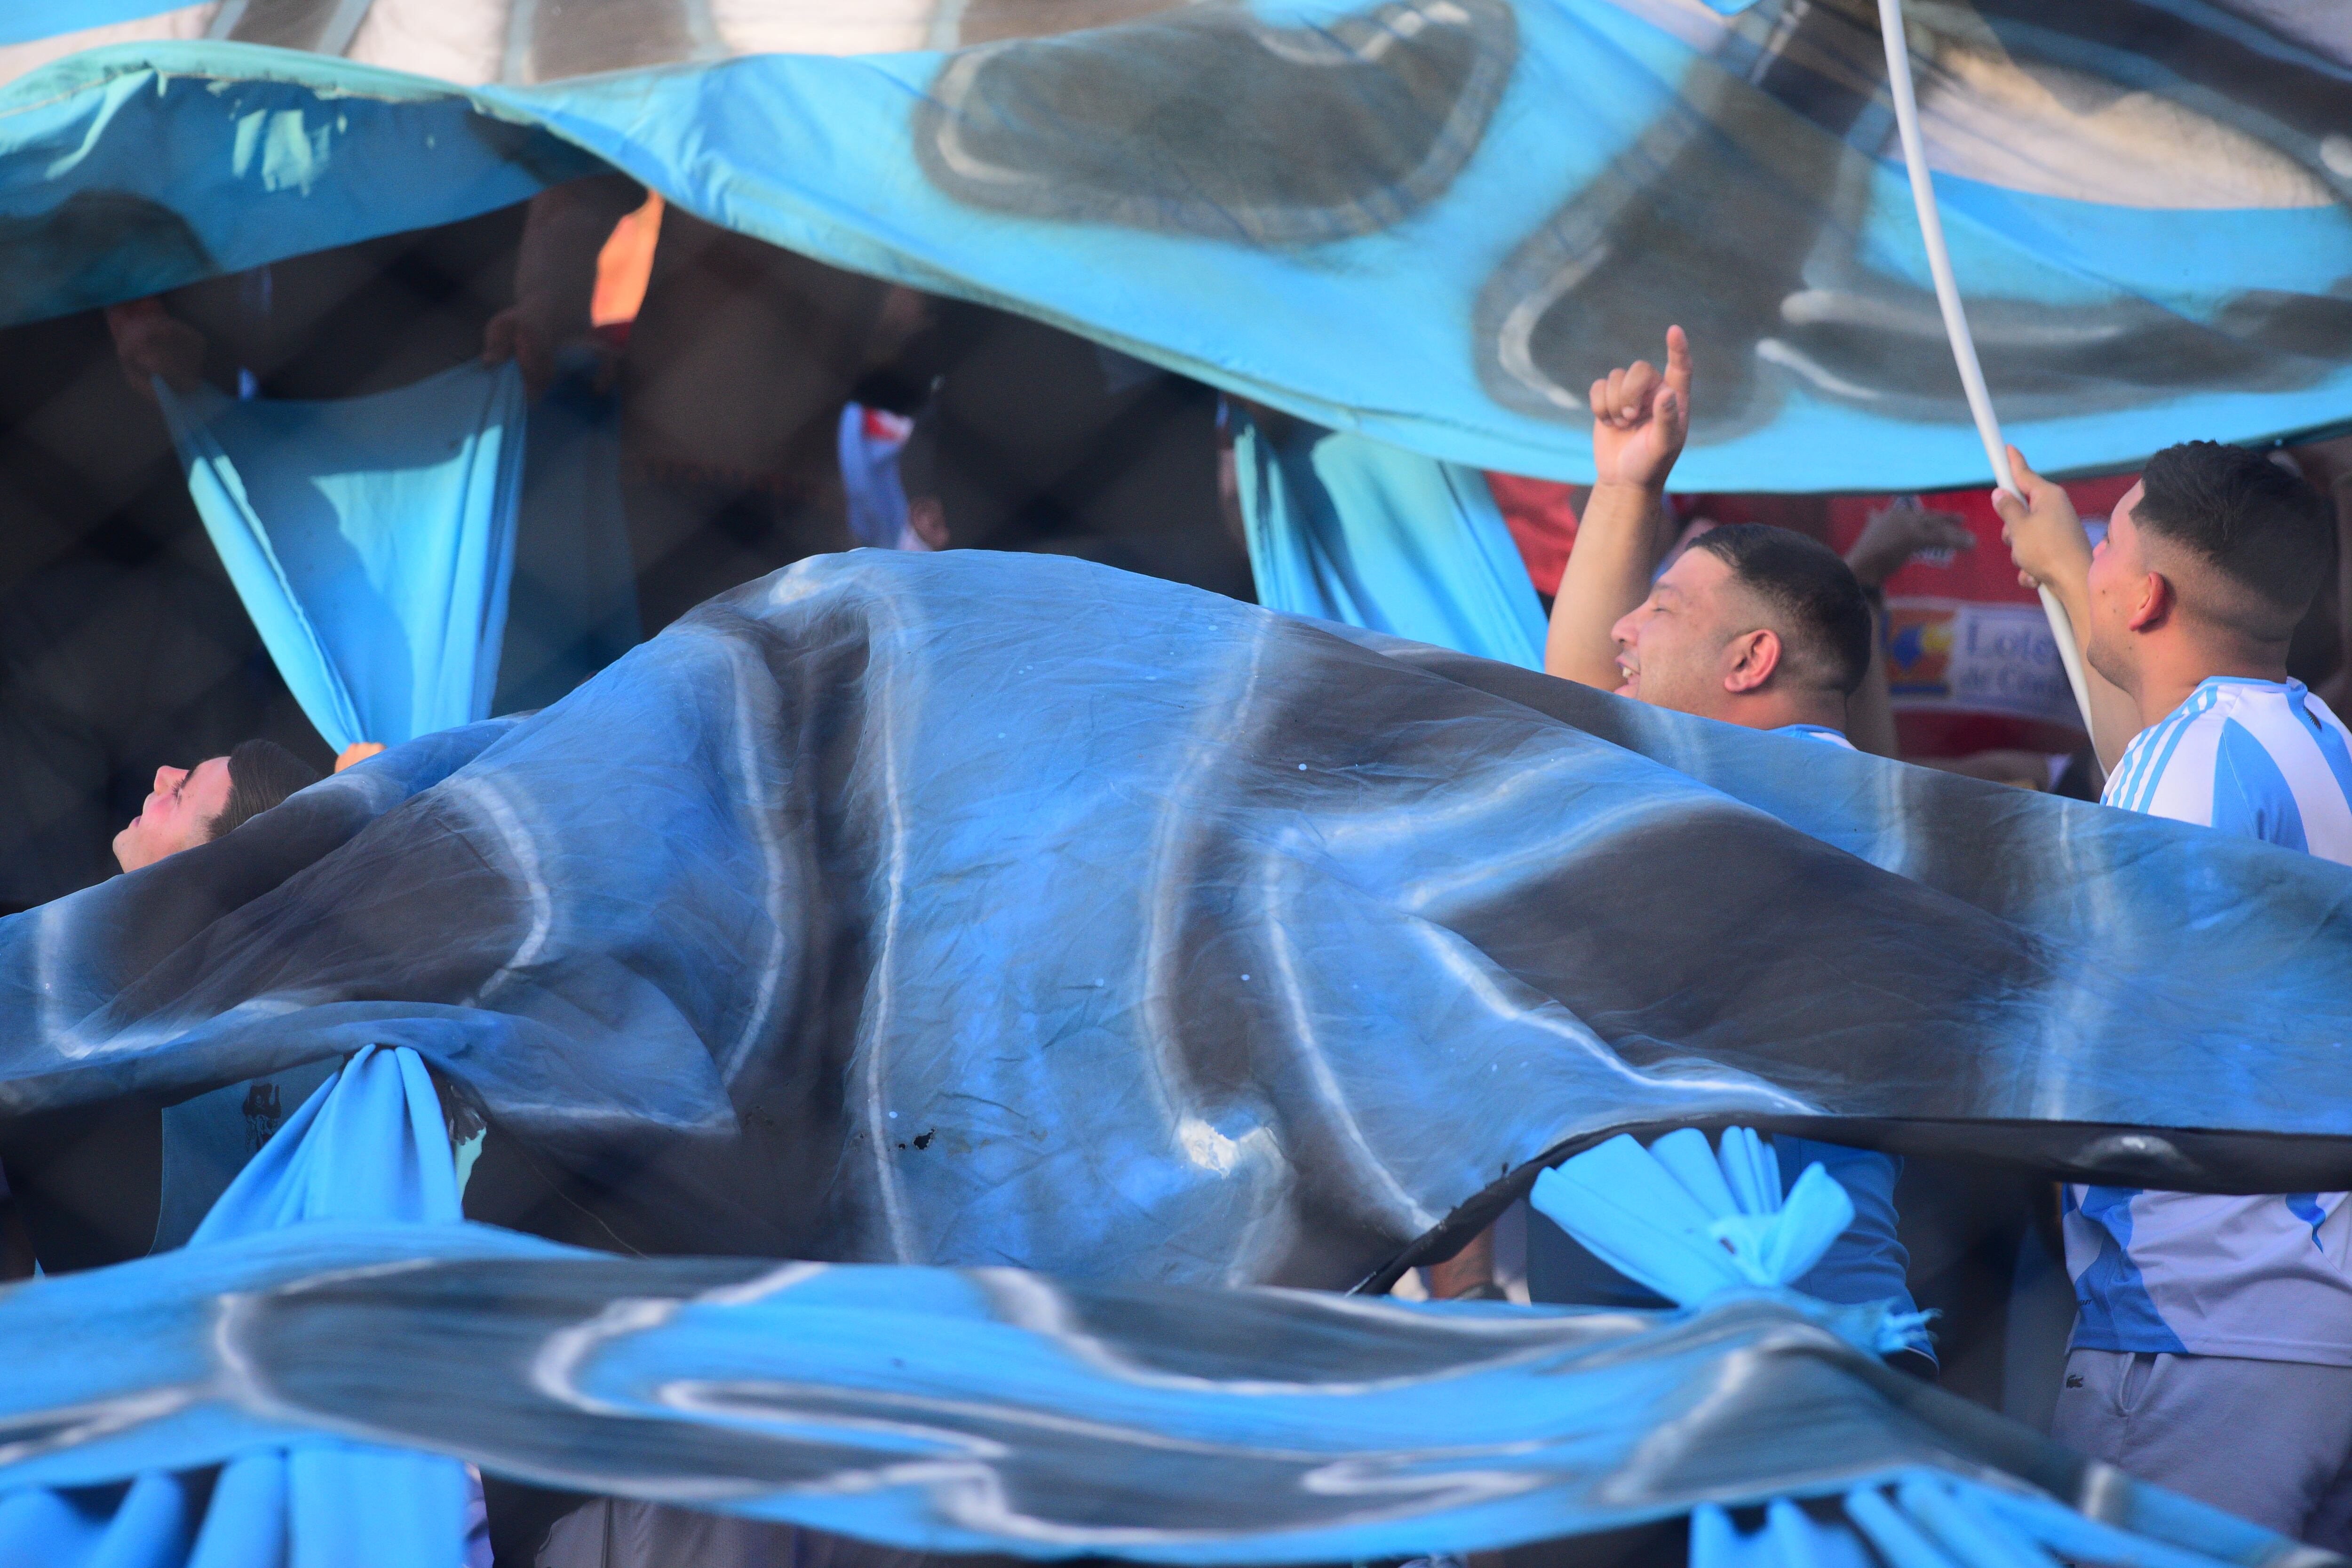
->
xmin=0 ymin=1219 xmax=2305 ymax=1568
xmin=0 ymin=0 xmax=2344 ymax=489
xmin=6 ymin=550 xmax=2351 ymax=1292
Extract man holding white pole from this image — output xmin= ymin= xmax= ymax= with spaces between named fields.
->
xmin=2002 ymin=443 xmax=2352 ymax=1544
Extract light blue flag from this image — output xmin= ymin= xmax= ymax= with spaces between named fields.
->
xmin=156 ymin=363 xmax=528 ymax=754
xmin=0 ymin=1045 xmax=480 ymax=1568
xmin=0 ymin=1218 xmax=2307 ymax=1568
xmin=1 ymin=1 xmax=2346 ymax=491
xmin=1235 ymin=410 xmax=1550 ymax=667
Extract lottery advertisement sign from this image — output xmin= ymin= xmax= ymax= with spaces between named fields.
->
xmin=1885 ymin=599 xmax=2079 ymax=725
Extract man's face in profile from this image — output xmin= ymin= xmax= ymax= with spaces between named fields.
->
xmin=113 ymin=757 xmax=231 ymax=872
xmin=2082 ymin=480 xmax=2149 ymax=692
xmin=1608 ymin=547 xmax=1746 ymax=717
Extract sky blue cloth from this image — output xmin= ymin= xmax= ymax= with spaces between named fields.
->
xmin=0 ymin=4 xmax=2346 ymax=489
xmin=0 ymin=1220 xmax=2303 ymax=1568
xmin=1235 ymin=410 xmax=1549 ymax=668
xmin=157 ymin=364 xmax=528 ymax=754
xmin=1530 ymin=1128 xmax=1862 ymax=1304
xmin=2 ymin=1046 xmax=477 ymax=1568
xmin=1523 ymin=1135 xmax=1915 ymax=1325
xmin=0 ymin=550 xmax=2347 ymax=1562
xmin=150 ymin=359 xmax=628 ymax=1250
xmin=9 ymin=550 xmax=2352 ymax=1300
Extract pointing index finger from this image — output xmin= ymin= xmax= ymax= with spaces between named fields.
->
xmin=1663 ymin=324 xmax=1693 ymax=404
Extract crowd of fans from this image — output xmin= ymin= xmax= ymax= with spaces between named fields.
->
xmin=4 ymin=172 xmax=2352 ymax=1554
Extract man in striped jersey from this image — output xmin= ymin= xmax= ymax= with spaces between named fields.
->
xmin=2000 ymin=439 xmax=2352 ymax=1544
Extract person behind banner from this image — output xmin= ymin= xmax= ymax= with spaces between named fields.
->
xmin=2001 ymin=440 xmax=2352 ymax=1547
xmin=1422 ymin=329 xmax=1919 ymax=1349
xmin=111 ymin=739 xmax=322 ymax=873
xmin=1 ymin=740 xmax=326 ymax=1281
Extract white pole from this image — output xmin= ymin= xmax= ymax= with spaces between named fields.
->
xmin=1874 ymin=0 xmax=2097 ymax=733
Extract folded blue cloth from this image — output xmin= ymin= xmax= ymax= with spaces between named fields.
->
xmin=1235 ymin=409 xmax=1548 ymax=669
xmin=159 ymin=363 xmax=528 ymax=753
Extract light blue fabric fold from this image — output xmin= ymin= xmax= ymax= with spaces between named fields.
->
xmin=5 ymin=4 xmax=2352 ymax=487
xmin=188 ymin=1045 xmax=460 ymax=1242
xmin=157 ymin=365 xmax=528 ymax=754
xmin=12 ymin=1046 xmax=474 ymax=1568
xmin=150 ymin=361 xmax=627 ymax=1248
xmin=1234 ymin=410 xmax=1549 ymax=668
xmin=1527 ymin=1125 xmax=1929 ymax=1357
xmin=1690 ymin=1499 xmax=1878 ymax=1568
xmin=0 ymin=1220 xmax=2292 ymax=1568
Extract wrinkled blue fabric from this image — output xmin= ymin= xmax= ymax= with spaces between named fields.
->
xmin=1528 ymin=1128 xmax=1926 ymax=1359
xmin=150 ymin=361 xmax=534 ymax=1256
xmin=1690 ymin=1474 xmax=2261 ymax=1568
xmin=0 ymin=1222 xmax=2304 ymax=1568
xmin=1691 ymin=1500 xmax=1877 ymax=1568
xmin=157 ymin=364 xmax=528 ymax=754
xmin=1532 ymin=1130 xmax=1858 ymax=1302
xmin=1234 ymin=411 xmax=1548 ymax=667
xmin=3 ymin=552 xmax=2351 ymax=1302
xmin=1 ymin=3 xmax=2347 ymax=488
xmin=189 ymin=1045 xmax=460 ymax=1238
xmin=5 ymin=1047 xmax=475 ymax=1568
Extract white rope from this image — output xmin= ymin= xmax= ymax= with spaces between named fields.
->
xmin=1874 ymin=0 xmax=2097 ymax=732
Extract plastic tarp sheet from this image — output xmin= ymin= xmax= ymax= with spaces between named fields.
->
xmin=0 ymin=1 xmax=2348 ymax=491
xmin=0 ymin=1219 xmax=2314 ymax=1568
xmin=4 ymin=551 xmax=2352 ymax=1292
xmin=1235 ymin=409 xmax=1549 ymax=668
xmin=157 ymin=363 xmax=529 ymax=753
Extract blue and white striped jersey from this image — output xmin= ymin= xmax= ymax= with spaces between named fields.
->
xmin=2099 ymin=676 xmax=2352 ymax=850
xmin=2066 ymin=677 xmax=2352 ymax=1364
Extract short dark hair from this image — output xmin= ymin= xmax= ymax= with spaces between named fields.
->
xmin=2134 ymin=441 xmax=2330 ymax=632
xmin=1689 ymin=523 xmax=1874 ymax=696
xmin=207 ymin=740 xmax=322 ymax=841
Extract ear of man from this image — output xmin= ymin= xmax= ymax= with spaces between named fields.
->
xmin=1722 ymin=627 xmax=1784 ymax=694
xmin=2122 ymin=563 xmax=2176 ymax=636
